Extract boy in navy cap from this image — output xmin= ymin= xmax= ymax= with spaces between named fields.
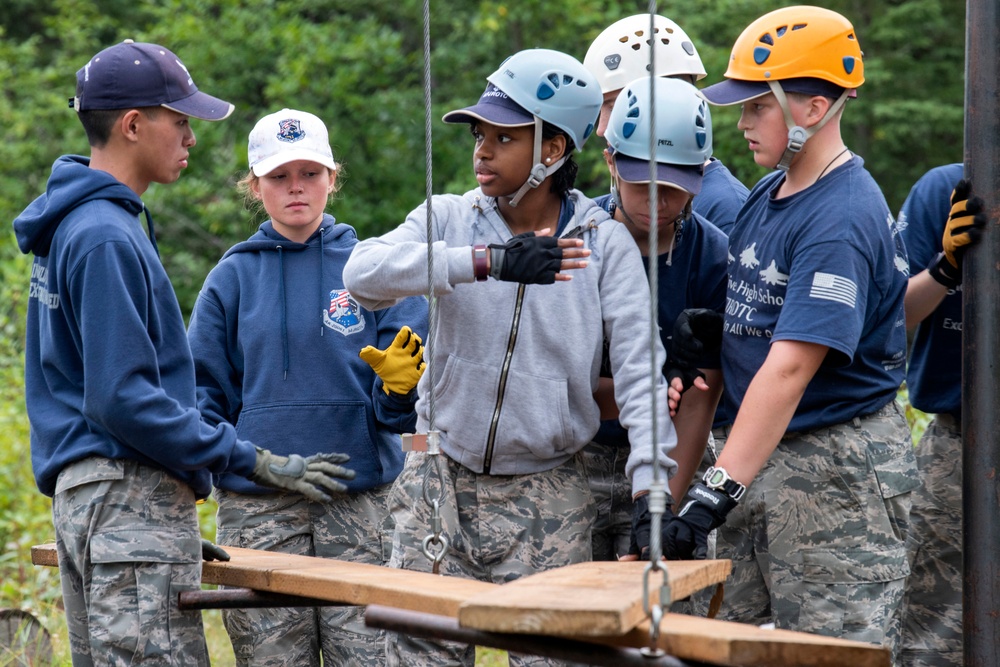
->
xmin=14 ymin=40 xmax=354 ymax=665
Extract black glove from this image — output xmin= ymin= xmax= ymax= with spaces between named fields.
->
xmin=663 ymin=483 xmax=737 ymax=560
xmin=627 ymin=493 xmax=675 ymax=560
xmin=248 ymin=447 xmax=356 ymax=503
xmin=670 ymin=308 xmax=723 ymax=368
xmin=488 ymin=231 xmax=562 ymax=284
xmin=664 ymin=308 xmax=723 ymax=394
xmin=928 ymin=178 xmax=987 ymax=288
xmin=201 ymin=538 xmax=230 ymax=562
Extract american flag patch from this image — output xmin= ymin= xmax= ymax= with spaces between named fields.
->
xmin=809 ymin=272 xmax=857 ymax=308
xmin=330 ymin=290 xmax=351 ymax=310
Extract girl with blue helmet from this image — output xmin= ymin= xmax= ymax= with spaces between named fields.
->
xmin=584 ymin=77 xmax=729 ymax=562
xmin=344 ymin=49 xmax=681 ymax=666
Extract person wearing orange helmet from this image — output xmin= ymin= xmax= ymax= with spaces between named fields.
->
xmin=662 ymin=7 xmax=916 ymax=658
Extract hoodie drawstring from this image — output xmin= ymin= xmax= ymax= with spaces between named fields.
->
xmin=277 ymin=246 xmax=289 ymax=380
xmin=319 ymin=229 xmax=326 ymax=337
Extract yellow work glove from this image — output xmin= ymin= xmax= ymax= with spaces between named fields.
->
xmin=928 ymin=178 xmax=987 ymax=288
xmin=359 ymin=326 xmax=425 ymax=395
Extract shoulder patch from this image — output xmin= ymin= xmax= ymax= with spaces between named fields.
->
xmin=323 ymin=289 xmax=365 ymax=335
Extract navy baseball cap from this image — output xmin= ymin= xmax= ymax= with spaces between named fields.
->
xmin=71 ymin=40 xmax=234 ymax=121
xmin=701 ymin=76 xmax=855 ymax=106
xmin=614 ymin=154 xmax=705 ymax=195
xmin=442 ymin=83 xmax=534 ymax=127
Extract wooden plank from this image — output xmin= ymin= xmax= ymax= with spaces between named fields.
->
xmin=33 ymin=543 xmax=494 ymax=618
xmin=598 ymin=612 xmax=891 ymax=667
xmin=458 ymin=559 xmax=731 ymax=636
xmin=33 ymin=543 xmax=888 ymax=666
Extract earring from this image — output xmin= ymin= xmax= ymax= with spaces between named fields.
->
xmin=545 ymin=158 xmax=551 ymax=164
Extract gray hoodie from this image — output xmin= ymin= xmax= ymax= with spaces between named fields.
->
xmin=343 ymin=188 xmax=677 ymax=496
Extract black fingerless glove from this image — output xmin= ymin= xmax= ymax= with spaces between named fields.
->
xmin=488 ymin=232 xmax=562 ymax=284
xmin=670 ymin=308 xmax=724 ymax=368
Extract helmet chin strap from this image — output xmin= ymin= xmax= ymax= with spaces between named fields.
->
xmin=768 ymin=81 xmax=850 ymax=172
xmin=508 ymin=116 xmax=568 ymax=207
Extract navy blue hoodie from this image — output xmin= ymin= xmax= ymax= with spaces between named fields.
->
xmin=13 ymin=155 xmax=256 ymax=498
xmin=187 ymin=215 xmax=427 ymax=494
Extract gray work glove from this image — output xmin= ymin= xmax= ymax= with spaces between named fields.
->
xmin=201 ymin=538 xmax=230 ymax=562
xmin=248 ymin=447 xmax=355 ymax=502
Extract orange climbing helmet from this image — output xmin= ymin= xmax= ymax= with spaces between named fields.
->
xmin=701 ymin=6 xmax=864 ymax=171
xmin=702 ymin=5 xmax=863 ymax=106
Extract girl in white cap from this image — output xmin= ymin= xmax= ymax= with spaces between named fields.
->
xmin=188 ymin=109 xmax=428 ymax=666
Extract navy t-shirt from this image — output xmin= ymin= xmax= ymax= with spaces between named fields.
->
xmin=722 ymin=156 xmax=909 ymax=432
xmin=593 ymin=193 xmax=729 ymax=445
xmin=694 ymin=158 xmax=750 ymax=236
xmin=897 ymin=163 xmax=963 ymax=416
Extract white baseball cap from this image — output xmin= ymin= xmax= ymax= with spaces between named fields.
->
xmin=248 ymin=108 xmax=337 ymax=176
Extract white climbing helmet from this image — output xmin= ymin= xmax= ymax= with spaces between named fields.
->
xmin=584 ymin=14 xmax=707 ymax=94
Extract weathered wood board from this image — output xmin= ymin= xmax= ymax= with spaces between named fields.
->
xmin=457 ymin=559 xmax=731 ymax=635
xmin=32 ymin=543 xmax=889 ymax=667
xmin=32 ymin=544 xmax=726 ymax=634
xmin=601 ymin=612 xmax=891 ymax=667
xmin=35 ymin=543 xmax=493 ymax=619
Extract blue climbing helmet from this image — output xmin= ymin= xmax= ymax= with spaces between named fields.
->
xmin=486 ymin=48 xmax=601 ymax=151
xmin=604 ymin=77 xmax=712 ymax=194
xmin=444 ymin=49 xmax=601 ymax=206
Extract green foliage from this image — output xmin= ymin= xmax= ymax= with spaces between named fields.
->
xmin=0 ymin=2 xmax=967 ymax=663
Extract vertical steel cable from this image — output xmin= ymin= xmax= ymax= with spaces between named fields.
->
xmin=418 ymin=0 xmax=449 ymax=575
xmin=641 ymin=2 xmax=671 ymax=657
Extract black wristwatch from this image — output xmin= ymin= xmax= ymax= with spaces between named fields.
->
xmin=703 ymin=466 xmax=746 ymax=502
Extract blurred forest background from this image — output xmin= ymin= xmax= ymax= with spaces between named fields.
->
xmin=0 ymin=0 xmax=960 ymax=663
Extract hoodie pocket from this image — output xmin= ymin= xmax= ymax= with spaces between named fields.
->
xmin=236 ymin=401 xmax=380 ymax=487
xmin=432 ymin=355 xmax=573 ymax=460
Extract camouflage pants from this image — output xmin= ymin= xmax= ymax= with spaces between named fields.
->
xmin=52 ymin=456 xmax=208 ymax=667
xmin=714 ymin=402 xmax=917 ymax=661
xmin=385 ymin=452 xmax=594 ymax=667
xmin=900 ymin=414 xmax=962 ymax=667
xmin=580 ymin=442 xmax=632 ymax=562
xmin=582 ymin=436 xmax=718 ymax=563
xmin=215 ymin=484 xmax=392 ymax=667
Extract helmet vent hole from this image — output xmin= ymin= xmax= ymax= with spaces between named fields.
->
xmin=660 ymin=38 xmax=670 ymax=46
xmin=759 ymin=33 xmax=774 ymax=46
xmin=547 ymin=73 xmax=561 ymax=88
xmin=776 ymin=26 xmax=787 ymax=37
xmin=563 ymin=74 xmax=573 ymax=85
xmin=626 ymin=107 xmax=639 ymax=119
xmin=575 ymin=79 xmax=587 ymax=88
xmin=630 ymin=44 xmax=642 ymax=52
xmin=848 ymin=33 xmax=856 ymax=40
xmin=792 ymin=23 xmax=807 ymax=31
